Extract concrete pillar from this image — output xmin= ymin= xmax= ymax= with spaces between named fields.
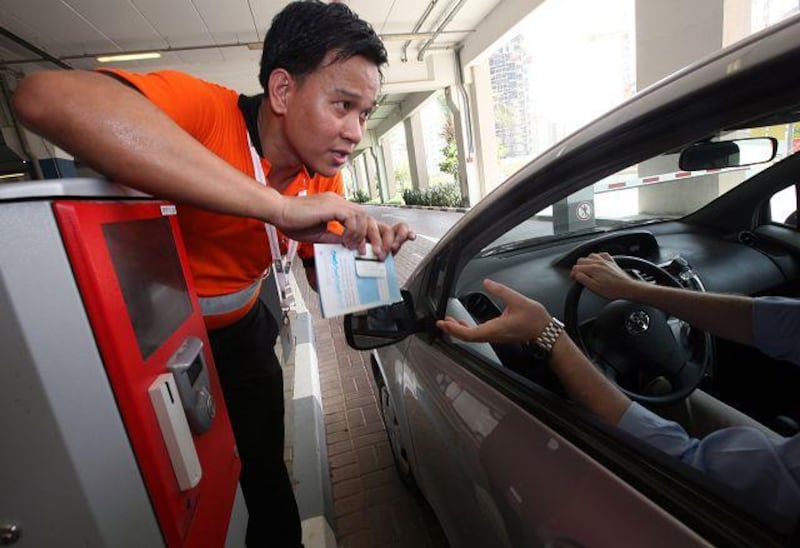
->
xmin=381 ymin=138 xmax=396 ymax=199
xmin=553 ymin=187 xmax=596 ymax=235
xmin=363 ymin=150 xmax=379 ymax=199
xmin=373 ymin=145 xmax=391 ymax=203
xmin=635 ymin=0 xmax=724 ymax=90
xmin=636 ymin=0 xmax=724 ymax=216
xmin=343 ymin=163 xmax=357 ymax=197
xmin=354 ymin=154 xmax=369 ymax=198
xmin=467 ymin=60 xmax=501 ymax=202
xmin=445 ymin=86 xmax=470 ymax=206
xmin=722 ymin=0 xmax=752 ymax=48
xmin=404 ymin=112 xmax=429 ymax=190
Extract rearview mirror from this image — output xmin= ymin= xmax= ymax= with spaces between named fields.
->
xmin=344 ymin=290 xmax=418 ymax=350
xmin=679 ymin=137 xmax=777 ymax=171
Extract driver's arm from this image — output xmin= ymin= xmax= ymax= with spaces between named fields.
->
xmin=571 ymin=253 xmax=754 ymax=346
xmin=436 ymin=278 xmax=631 ymax=424
xmin=619 ymin=400 xmax=800 ymax=526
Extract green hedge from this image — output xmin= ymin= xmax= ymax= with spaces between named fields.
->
xmin=350 ymin=189 xmax=370 ymax=203
xmin=402 ymin=183 xmax=467 ymax=208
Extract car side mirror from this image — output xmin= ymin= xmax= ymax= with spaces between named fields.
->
xmin=678 ymin=137 xmax=777 ymax=171
xmin=344 ymin=290 xmax=418 ymax=350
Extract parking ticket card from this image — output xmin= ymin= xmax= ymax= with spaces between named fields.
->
xmin=314 ymin=244 xmax=402 ymax=318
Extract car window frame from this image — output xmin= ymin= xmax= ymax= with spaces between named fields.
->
xmin=420 ymin=151 xmax=800 ymax=548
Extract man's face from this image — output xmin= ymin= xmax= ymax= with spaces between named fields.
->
xmin=283 ymin=53 xmax=380 ymax=177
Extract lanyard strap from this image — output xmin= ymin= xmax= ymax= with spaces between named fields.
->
xmin=247 ymin=132 xmax=302 ymax=311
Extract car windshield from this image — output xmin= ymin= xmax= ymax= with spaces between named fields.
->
xmin=482 ymin=122 xmax=800 ymax=254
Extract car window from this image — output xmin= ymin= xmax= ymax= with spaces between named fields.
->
xmin=482 ymin=123 xmax=796 ymax=254
xmin=768 ymin=184 xmax=798 ymax=227
xmin=446 ymin=121 xmax=800 ymax=540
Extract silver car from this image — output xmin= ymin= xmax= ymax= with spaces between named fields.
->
xmin=346 ymin=15 xmax=800 ymax=548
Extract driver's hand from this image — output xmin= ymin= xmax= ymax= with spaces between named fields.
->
xmin=570 ymin=252 xmax=643 ymax=300
xmin=436 ymin=279 xmax=551 ymax=345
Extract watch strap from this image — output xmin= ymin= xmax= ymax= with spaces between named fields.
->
xmin=527 ymin=317 xmax=565 ymax=358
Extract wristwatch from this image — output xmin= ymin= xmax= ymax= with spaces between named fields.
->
xmin=525 ymin=317 xmax=565 ymax=360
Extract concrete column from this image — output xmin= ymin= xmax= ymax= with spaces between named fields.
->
xmin=553 ymin=187 xmax=596 ymax=235
xmin=373 ymin=145 xmax=390 ymax=203
xmin=722 ymin=0 xmax=752 ymax=48
xmin=635 ymin=0 xmax=724 ymax=90
xmin=363 ymin=150 xmax=379 ymax=199
xmin=404 ymin=112 xmax=429 ymax=190
xmin=467 ymin=60 xmax=501 ymax=202
xmin=445 ymin=86 xmax=470 ymax=206
xmin=343 ymin=163 xmax=357 ymax=197
xmin=636 ymin=0 xmax=724 ymax=216
xmin=354 ymin=154 xmax=369 ymax=198
xmin=380 ymin=138 xmax=396 ymax=199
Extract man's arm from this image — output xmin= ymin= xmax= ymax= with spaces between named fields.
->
xmin=436 ymin=278 xmax=799 ymax=524
xmin=571 ymin=253 xmax=753 ymax=345
xmin=437 ymin=279 xmax=630 ymax=424
xmin=13 ymin=70 xmax=378 ymax=251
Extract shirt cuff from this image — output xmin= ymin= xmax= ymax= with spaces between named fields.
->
xmin=753 ymin=296 xmax=800 ymax=366
xmin=617 ymin=402 xmax=695 ymax=459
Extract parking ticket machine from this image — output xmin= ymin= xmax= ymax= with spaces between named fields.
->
xmin=0 ymin=179 xmax=247 ymax=547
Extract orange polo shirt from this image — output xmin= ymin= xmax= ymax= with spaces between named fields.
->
xmin=101 ymin=69 xmax=343 ymax=328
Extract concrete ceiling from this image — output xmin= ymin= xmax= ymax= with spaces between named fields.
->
xmin=0 ymin=0 xmax=537 ymax=140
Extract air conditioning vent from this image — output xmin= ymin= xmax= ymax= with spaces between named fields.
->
xmin=738 ymin=231 xmax=757 ymax=246
xmin=461 ymin=293 xmax=501 ymax=323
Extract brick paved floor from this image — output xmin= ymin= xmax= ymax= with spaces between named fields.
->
xmin=295 ymin=237 xmax=450 ymax=548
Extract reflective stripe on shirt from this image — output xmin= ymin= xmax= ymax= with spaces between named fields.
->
xmin=198 ymin=278 xmax=261 ymax=316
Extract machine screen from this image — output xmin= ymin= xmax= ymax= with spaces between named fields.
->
xmin=104 ymin=217 xmax=193 ymax=359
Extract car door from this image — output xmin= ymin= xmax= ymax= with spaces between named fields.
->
xmin=400 ymin=330 xmax=714 ymax=548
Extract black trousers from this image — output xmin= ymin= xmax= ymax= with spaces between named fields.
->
xmin=209 ymin=300 xmax=302 ymax=548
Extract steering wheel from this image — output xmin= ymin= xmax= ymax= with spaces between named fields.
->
xmin=563 ymin=255 xmax=712 ymax=405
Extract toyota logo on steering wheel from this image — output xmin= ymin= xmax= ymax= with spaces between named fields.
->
xmin=625 ymin=310 xmax=651 ymax=335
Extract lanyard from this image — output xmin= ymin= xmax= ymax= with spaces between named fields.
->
xmin=247 ymin=132 xmax=303 ymax=312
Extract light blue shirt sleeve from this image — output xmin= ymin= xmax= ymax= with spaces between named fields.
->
xmin=752 ymin=296 xmax=800 ymax=365
xmin=618 ymin=402 xmax=800 ymax=525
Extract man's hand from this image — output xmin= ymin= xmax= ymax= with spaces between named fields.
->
xmin=570 ymin=252 xmax=643 ymax=300
xmin=272 ymin=193 xmax=417 ymax=260
xmin=379 ymin=221 xmax=416 ymax=255
xmin=436 ymin=279 xmax=551 ymax=344
xmin=272 ymin=191 xmax=382 ymax=256
xmin=438 ymin=277 xmax=631 ymax=425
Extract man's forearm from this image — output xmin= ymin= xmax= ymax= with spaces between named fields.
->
xmin=13 ymin=70 xmax=282 ymax=222
xmin=625 ymin=282 xmax=753 ymax=345
xmin=549 ymin=335 xmax=631 ymax=425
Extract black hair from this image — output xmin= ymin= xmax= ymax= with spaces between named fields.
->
xmin=258 ymin=1 xmax=388 ymax=90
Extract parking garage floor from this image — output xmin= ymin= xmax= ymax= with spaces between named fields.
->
xmin=287 ymin=234 xmax=450 ymax=548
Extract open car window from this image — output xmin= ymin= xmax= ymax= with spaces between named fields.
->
xmin=447 ymin=121 xmax=800 ymax=540
xmin=481 ymin=123 xmax=798 ymax=255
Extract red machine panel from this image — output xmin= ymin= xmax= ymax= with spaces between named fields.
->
xmin=54 ymin=200 xmax=240 ymax=547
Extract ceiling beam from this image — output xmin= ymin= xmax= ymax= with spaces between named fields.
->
xmin=0 ymin=31 xmax=474 ymax=67
xmin=0 ymin=27 xmax=72 ymax=70
xmin=368 ymin=90 xmax=436 ymax=145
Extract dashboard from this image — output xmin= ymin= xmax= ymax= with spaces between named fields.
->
xmin=455 ymin=221 xmax=798 ymax=323
xmin=452 ymin=219 xmax=800 ymax=400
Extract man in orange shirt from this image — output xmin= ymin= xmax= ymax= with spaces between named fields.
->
xmin=13 ymin=2 xmax=413 ymax=546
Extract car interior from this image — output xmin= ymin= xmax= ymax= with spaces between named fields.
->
xmin=449 ymin=114 xmax=800 ymax=533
